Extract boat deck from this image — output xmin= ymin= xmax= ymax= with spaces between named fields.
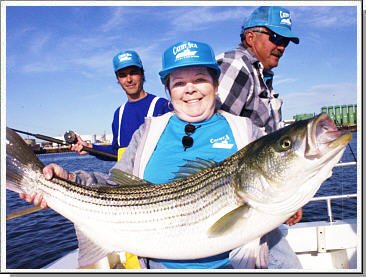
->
xmin=44 ymin=218 xmax=358 ymax=271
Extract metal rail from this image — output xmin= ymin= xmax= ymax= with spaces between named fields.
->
xmin=334 ymin=161 xmax=357 ymax=167
xmin=309 ymin=162 xmax=357 ymax=224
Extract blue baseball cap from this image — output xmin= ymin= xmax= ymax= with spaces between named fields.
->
xmin=113 ymin=50 xmax=143 ymax=72
xmin=159 ymin=40 xmax=221 ymax=83
xmin=242 ymin=6 xmax=299 ymax=44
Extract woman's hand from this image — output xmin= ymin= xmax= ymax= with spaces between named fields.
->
xmin=19 ymin=163 xmax=75 ymax=209
xmin=19 ymin=192 xmax=48 ymax=209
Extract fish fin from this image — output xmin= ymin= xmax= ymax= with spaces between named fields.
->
xmin=6 ymin=127 xmax=44 ymax=193
xmin=110 ymin=168 xmax=151 ymax=186
xmin=207 ymin=203 xmax=250 ymax=237
xmin=6 ymin=127 xmax=44 ymax=169
xmin=74 ymin=224 xmax=114 ymax=268
xmin=229 ymin=238 xmax=268 ymax=269
xmin=173 ymin=158 xmax=218 ymax=180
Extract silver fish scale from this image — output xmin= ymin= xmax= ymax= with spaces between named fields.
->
xmin=234 ymin=143 xmax=300 ymax=204
xmin=32 ymin=157 xmax=242 ymax=231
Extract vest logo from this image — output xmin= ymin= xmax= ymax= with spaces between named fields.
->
xmin=210 ymin=134 xmax=234 ymax=149
xmin=118 ymin=53 xmax=133 ymax=62
xmin=173 ymin=42 xmax=199 ymax=61
xmin=279 ymin=11 xmax=291 ymax=26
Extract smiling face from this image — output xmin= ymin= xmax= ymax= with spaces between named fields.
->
xmin=168 ymin=66 xmax=218 ymax=123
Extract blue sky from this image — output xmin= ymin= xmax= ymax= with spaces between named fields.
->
xmin=2 ymin=1 xmax=360 ymax=138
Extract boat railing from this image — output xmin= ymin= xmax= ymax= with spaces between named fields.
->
xmin=309 ymin=161 xmax=357 ymax=224
xmin=333 ymin=161 xmax=357 ymax=168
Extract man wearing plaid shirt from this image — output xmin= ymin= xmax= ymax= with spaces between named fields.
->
xmin=217 ymin=6 xmax=303 ymax=269
xmin=217 ymin=6 xmax=299 ymax=134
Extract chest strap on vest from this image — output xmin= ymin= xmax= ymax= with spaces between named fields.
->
xmin=117 ymin=96 xmax=160 ymax=149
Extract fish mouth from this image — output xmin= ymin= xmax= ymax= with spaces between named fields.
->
xmin=305 ymin=113 xmax=352 ymax=158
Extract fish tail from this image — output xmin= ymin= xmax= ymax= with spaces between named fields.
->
xmin=6 ymin=127 xmax=45 ymax=194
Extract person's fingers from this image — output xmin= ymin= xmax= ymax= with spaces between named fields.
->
xmin=33 ymin=193 xmax=42 ymax=206
xmin=40 ymin=198 xmax=48 ymax=209
xmin=43 ymin=166 xmax=53 ymax=180
xmin=25 ymin=192 xmax=35 ymax=203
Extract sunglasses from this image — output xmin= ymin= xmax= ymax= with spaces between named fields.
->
xmin=253 ymin=30 xmax=290 ymax=47
xmin=182 ymin=124 xmax=201 ymax=151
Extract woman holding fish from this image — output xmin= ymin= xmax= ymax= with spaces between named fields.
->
xmin=20 ymin=40 xmax=302 ymax=269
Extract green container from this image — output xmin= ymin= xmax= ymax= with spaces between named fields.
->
xmin=341 ymin=105 xmax=348 ymax=124
xmin=328 ymin=106 xmax=335 ymax=121
xmin=354 ymin=104 xmax=357 ymax=122
xmin=321 ymin=106 xmax=327 ymax=114
xmin=348 ymin=105 xmax=355 ymax=124
xmin=334 ymin=105 xmax=341 ymax=126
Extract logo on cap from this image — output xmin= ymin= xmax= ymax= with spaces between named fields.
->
xmin=173 ymin=42 xmax=199 ymax=61
xmin=279 ymin=10 xmax=291 ymax=26
xmin=118 ymin=53 xmax=133 ymax=62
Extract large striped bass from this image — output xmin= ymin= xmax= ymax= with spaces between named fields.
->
xmin=6 ymin=113 xmax=352 ymax=268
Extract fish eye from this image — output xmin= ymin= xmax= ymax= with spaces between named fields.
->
xmin=280 ymin=138 xmax=292 ymax=150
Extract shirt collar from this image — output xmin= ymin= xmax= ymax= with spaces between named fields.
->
xmin=237 ymin=43 xmax=274 ymax=77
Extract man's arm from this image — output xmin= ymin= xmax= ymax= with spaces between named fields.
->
xmin=217 ymin=54 xmax=252 ymax=116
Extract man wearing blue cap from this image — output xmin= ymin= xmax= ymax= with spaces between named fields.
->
xmin=217 ymin=6 xmax=302 ymax=269
xmin=217 ymin=6 xmax=299 ymax=135
xmin=70 ymin=50 xmax=171 ymax=161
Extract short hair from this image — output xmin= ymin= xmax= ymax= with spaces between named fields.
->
xmin=115 ymin=67 xmax=146 ymax=83
xmin=163 ymin=67 xmax=219 ymax=94
xmin=240 ymin=26 xmax=269 ymax=42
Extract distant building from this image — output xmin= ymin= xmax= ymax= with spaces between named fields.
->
xmin=24 ymin=138 xmax=36 ymax=146
xmin=50 ymin=133 xmax=112 ymax=147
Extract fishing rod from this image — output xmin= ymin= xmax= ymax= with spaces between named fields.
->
xmin=348 ymin=144 xmax=357 ymax=162
xmin=6 ymin=206 xmax=43 ymax=220
xmin=7 ymin=128 xmax=117 ymax=220
xmin=10 ymin=128 xmax=117 ymax=160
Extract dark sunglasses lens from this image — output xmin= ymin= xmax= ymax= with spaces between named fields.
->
xmin=278 ymin=37 xmax=290 ymax=47
xmin=182 ymin=136 xmax=193 ymax=149
xmin=185 ymin=124 xmax=196 ymax=135
xmin=270 ymin=34 xmax=289 ymax=47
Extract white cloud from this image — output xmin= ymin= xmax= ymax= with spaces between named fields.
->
xmin=291 ymin=6 xmax=357 ymax=28
xmin=29 ymin=32 xmax=51 ymax=54
xmin=282 ymin=83 xmax=357 ymax=120
xmin=98 ymin=7 xmax=129 ymax=33
xmin=274 ymin=78 xmax=297 ymax=86
xmin=166 ymin=6 xmax=250 ymax=32
xmin=72 ymin=52 xmax=112 ymax=70
xmin=22 ymin=60 xmax=65 ymax=73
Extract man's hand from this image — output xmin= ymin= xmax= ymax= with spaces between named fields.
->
xmin=286 ymin=208 xmax=303 ymax=226
xmin=68 ymin=134 xmax=93 ymax=155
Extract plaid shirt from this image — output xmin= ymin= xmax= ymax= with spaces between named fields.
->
xmin=216 ymin=43 xmax=283 ymax=134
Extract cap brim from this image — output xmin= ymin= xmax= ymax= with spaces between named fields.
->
xmin=266 ymin=25 xmax=299 ymax=44
xmin=159 ymin=63 xmax=221 ymax=84
xmin=114 ymin=63 xmax=143 ymax=72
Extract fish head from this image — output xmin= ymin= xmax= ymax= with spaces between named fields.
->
xmin=236 ymin=113 xmax=352 ymax=209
